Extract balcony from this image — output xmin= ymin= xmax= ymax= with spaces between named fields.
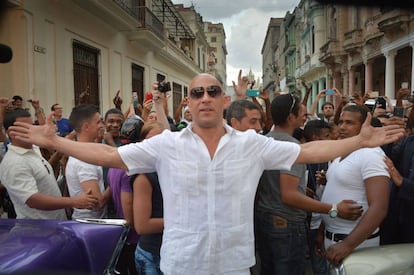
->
xmin=378 ymin=11 xmax=410 ymax=34
xmin=319 ymin=39 xmax=341 ymax=64
xmin=113 ymin=0 xmax=196 ymax=54
xmin=73 ymin=0 xmax=143 ymax=31
xmin=343 ymin=29 xmax=363 ymax=53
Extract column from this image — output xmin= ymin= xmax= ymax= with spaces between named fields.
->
xmin=364 ymin=60 xmax=373 ymax=93
xmin=385 ymin=50 xmax=397 ymax=99
xmin=349 ymin=67 xmax=355 ymax=94
xmin=343 ymin=69 xmax=349 ymax=96
xmin=327 ymin=64 xmax=334 ymax=89
xmin=333 ymin=71 xmax=341 ymax=89
xmin=333 ymin=71 xmax=342 ymax=107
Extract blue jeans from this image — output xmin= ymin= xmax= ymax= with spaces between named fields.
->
xmin=256 ymin=212 xmax=307 ymax=275
xmin=135 ymin=245 xmax=162 ymax=275
xmin=308 ymin=228 xmax=328 ymax=275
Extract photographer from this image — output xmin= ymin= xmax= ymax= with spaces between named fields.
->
xmin=308 ymin=88 xmax=342 ymax=123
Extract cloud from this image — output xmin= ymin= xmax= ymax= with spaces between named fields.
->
xmin=175 ymin=0 xmax=297 ymax=21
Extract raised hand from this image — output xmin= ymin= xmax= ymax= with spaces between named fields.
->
xmin=232 ymin=69 xmax=249 ymax=99
xmin=358 ymin=112 xmax=405 ymax=147
xmin=9 ymin=112 xmax=58 ymax=149
xmin=78 ymin=86 xmax=90 ymax=105
xmin=113 ymin=90 xmax=123 ymax=109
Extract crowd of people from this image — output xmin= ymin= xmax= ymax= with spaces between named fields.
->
xmin=0 ymin=63 xmax=412 ymax=275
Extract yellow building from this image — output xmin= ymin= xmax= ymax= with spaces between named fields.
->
xmin=0 ymin=0 xmax=225 ymax=117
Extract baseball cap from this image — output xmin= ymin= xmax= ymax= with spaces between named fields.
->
xmin=0 ymin=44 xmax=12 ymax=63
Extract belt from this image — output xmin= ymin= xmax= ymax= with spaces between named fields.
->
xmin=325 ymin=230 xmax=380 ymax=242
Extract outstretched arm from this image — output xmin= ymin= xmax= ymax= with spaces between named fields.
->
xmin=9 ymin=113 xmax=127 ymax=170
xmin=296 ymin=113 xmax=405 ymax=164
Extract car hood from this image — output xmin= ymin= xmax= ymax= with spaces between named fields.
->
xmin=331 ymin=243 xmax=414 ymax=275
xmin=0 ymin=219 xmax=127 ymax=274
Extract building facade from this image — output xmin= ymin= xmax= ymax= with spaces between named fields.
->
xmin=263 ymin=0 xmax=414 ymax=112
xmin=0 ymin=0 xmax=226 ymax=117
xmin=204 ymin=22 xmax=227 ymax=86
xmin=261 ymin=17 xmax=283 ymax=101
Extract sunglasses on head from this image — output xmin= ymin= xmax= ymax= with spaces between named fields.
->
xmin=289 ymin=93 xmax=296 ymax=113
xmin=190 ymin=85 xmax=222 ymax=99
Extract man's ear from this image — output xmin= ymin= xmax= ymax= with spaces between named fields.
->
xmin=223 ymin=95 xmax=231 ymax=109
xmin=287 ymin=112 xmax=295 ymax=122
xmin=230 ymin=117 xmax=239 ymax=128
xmin=80 ymin=121 xmax=89 ymax=133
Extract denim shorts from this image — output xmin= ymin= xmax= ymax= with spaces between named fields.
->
xmin=135 ymin=245 xmax=162 ymax=275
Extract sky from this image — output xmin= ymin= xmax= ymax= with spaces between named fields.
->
xmin=172 ymin=0 xmax=299 ymax=86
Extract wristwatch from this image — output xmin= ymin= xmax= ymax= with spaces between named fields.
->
xmin=329 ymin=204 xmax=338 ymax=218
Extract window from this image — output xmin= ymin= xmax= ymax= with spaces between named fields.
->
xmin=311 ymin=25 xmax=315 ymax=54
xmin=211 ymin=36 xmax=217 ymax=43
xmin=73 ymin=40 xmax=100 ymax=108
xmin=198 ymin=47 xmax=201 ymax=66
xmin=132 ymin=64 xmax=145 ymax=105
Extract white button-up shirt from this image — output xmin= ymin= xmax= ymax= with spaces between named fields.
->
xmin=0 ymin=144 xmax=67 ymax=220
xmin=119 ymin=123 xmax=300 ymax=274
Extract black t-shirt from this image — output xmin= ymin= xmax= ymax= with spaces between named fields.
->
xmin=132 ymin=172 xmax=163 ymax=255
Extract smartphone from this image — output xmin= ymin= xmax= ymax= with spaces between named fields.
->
xmin=246 ymin=89 xmax=261 ymax=97
xmin=393 ymin=106 xmax=404 ymax=118
xmin=325 ymin=89 xmax=335 ymax=95
xmin=264 ymin=81 xmax=275 ymax=91
xmin=145 ymin=92 xmax=153 ymax=102
xmin=375 ymin=97 xmax=386 ymax=109
xmin=132 ymin=91 xmax=138 ymax=107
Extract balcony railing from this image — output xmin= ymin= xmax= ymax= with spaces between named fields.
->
xmin=113 ymin=1 xmax=164 ymax=40
xmin=343 ymin=29 xmax=363 ymax=52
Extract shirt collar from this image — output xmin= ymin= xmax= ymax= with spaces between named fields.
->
xmin=7 ymin=144 xmax=36 ymax=155
xmin=181 ymin=121 xmax=235 ymax=137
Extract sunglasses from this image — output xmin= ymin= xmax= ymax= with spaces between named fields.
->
xmin=190 ymin=85 xmax=222 ymax=99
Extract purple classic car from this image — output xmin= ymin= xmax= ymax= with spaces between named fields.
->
xmin=0 ymin=218 xmax=129 ymax=274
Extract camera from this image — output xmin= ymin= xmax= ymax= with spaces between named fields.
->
xmin=375 ymin=96 xmax=386 ymax=109
xmin=158 ymin=81 xmax=171 ymax=93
